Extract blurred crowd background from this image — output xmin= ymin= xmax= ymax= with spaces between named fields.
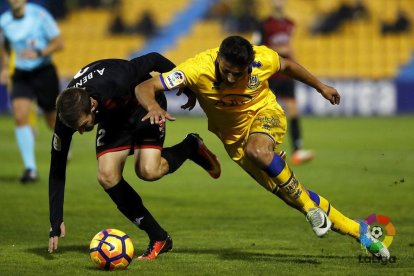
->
xmin=0 ymin=0 xmax=413 ymax=114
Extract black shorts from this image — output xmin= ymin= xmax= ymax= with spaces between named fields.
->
xmin=95 ymin=94 xmax=167 ymax=158
xmin=10 ymin=64 xmax=60 ymax=112
xmin=268 ymin=78 xmax=295 ymax=99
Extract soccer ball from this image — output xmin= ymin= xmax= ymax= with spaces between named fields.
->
xmin=89 ymin=229 xmax=134 ymax=270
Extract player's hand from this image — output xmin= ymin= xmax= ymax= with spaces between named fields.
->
xmin=142 ymin=105 xmax=176 ymax=125
xmin=48 ymin=222 xmax=66 ymax=253
xmin=176 ymin=88 xmax=196 ymax=110
xmin=319 ymin=84 xmax=341 ymax=105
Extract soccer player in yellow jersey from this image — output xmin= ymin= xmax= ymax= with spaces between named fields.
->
xmin=135 ymin=36 xmax=390 ymax=260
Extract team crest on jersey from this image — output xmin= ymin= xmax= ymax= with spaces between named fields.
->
xmin=165 ymin=71 xmax=185 ymax=88
xmin=247 ymin=75 xmax=260 ymax=89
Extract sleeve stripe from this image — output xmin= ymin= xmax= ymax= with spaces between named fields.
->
xmin=159 ymin=74 xmax=168 ymax=90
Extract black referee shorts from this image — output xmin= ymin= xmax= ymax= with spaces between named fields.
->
xmin=268 ymin=78 xmax=295 ymax=99
xmin=10 ymin=64 xmax=60 ymax=112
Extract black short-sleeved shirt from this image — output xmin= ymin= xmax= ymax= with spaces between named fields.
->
xmin=49 ymin=53 xmax=175 ymax=232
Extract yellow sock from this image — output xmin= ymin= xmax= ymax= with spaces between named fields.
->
xmin=308 ymin=190 xmax=360 ymax=239
xmin=271 ymin=162 xmax=316 ymax=213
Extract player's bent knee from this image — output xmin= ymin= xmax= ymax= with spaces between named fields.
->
xmin=245 ymin=144 xmax=258 ymax=160
xmin=97 ymin=172 xmax=121 ymax=189
xmin=245 ymin=144 xmax=271 ymax=166
xmin=135 ymin=167 xmax=162 ymax=182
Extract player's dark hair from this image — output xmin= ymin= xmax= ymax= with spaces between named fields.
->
xmin=218 ymin=36 xmax=255 ymax=67
xmin=56 ymin=87 xmax=91 ymax=129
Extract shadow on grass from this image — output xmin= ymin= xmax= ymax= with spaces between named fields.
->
xmin=174 ymin=248 xmax=353 ymax=265
xmin=0 ymin=175 xmax=20 ymax=183
xmin=26 ymin=245 xmax=87 ymax=260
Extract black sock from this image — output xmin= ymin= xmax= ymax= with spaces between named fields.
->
xmin=290 ymin=118 xmax=302 ymax=151
xmin=161 ymin=135 xmax=197 ymax=173
xmin=105 ymin=178 xmax=167 ymax=240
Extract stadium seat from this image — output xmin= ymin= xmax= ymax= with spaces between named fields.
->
xmin=54 ymin=0 xmax=190 ymax=78
xmin=55 ymin=0 xmax=413 ymax=80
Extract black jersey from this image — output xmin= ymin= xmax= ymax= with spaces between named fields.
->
xmin=257 ymin=16 xmax=294 ymax=81
xmin=49 ymin=53 xmax=175 ymax=233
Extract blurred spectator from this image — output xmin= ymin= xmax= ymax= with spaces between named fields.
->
xmin=236 ymin=0 xmax=259 ymax=32
xmin=381 ymin=9 xmax=411 ymax=35
xmin=311 ymin=0 xmax=369 ymax=35
xmin=205 ymin=1 xmax=231 ymax=20
xmin=100 ymin=0 xmax=119 ymax=8
xmin=252 ymin=0 xmax=314 ymax=165
xmin=221 ymin=0 xmax=259 ymax=33
xmin=77 ymin=0 xmax=101 ymax=8
xmin=108 ymin=6 xmax=158 ymax=38
xmin=133 ymin=10 xmax=157 ymax=38
xmin=353 ymin=0 xmax=369 ymax=20
xmin=108 ymin=2 xmax=126 ymax=34
xmin=77 ymin=0 xmax=119 ymax=9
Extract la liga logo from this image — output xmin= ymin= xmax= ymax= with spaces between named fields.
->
xmin=364 ymin=213 xmax=396 ymax=248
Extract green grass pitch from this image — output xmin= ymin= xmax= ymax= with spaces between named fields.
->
xmin=0 ymin=114 xmax=413 ymax=275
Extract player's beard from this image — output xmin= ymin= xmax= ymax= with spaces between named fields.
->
xmin=84 ymin=124 xmax=95 ymax=132
xmin=84 ymin=112 xmax=96 ymax=132
xmin=223 ymin=80 xmax=236 ymax=87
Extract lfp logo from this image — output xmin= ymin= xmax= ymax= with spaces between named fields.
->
xmin=364 ymin=214 xmax=396 ymax=248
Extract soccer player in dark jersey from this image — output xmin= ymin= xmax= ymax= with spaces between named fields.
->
xmin=252 ymin=0 xmax=313 ymax=165
xmin=47 ymin=53 xmax=221 ymax=260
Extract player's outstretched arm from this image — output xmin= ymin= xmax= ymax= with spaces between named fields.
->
xmin=135 ymin=76 xmax=176 ymax=124
xmin=279 ymin=57 xmax=340 ymax=105
xmin=48 ymin=119 xmax=74 ymax=253
xmin=48 ymin=222 xmax=65 ymax=253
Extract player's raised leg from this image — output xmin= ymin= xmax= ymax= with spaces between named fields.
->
xmin=161 ymin=133 xmax=221 ymax=178
xmin=187 ymin=133 xmax=221 ymax=179
xmin=244 ymin=132 xmax=331 ymax=237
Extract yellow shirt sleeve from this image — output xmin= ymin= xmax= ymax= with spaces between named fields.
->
xmin=160 ymin=48 xmax=217 ymax=90
xmin=161 ymin=56 xmax=202 ymax=90
xmin=258 ymin=45 xmax=280 ymax=75
xmin=250 ymin=45 xmax=281 ymax=82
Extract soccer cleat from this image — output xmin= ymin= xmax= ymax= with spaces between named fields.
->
xmin=187 ymin=133 xmax=221 ymax=179
xmin=306 ymin=207 xmax=332 ymax=237
xmin=357 ymin=220 xmax=390 ymax=260
xmin=291 ymin=149 xmax=314 ymax=165
xmin=137 ymin=235 xmax=173 ymax=260
xmin=20 ymin=169 xmax=38 ymax=183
